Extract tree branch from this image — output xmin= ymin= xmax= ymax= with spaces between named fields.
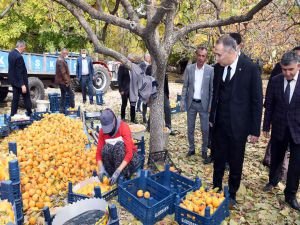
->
xmin=175 ymin=0 xmax=273 ymax=42
xmin=0 ymin=0 xmax=18 ymax=19
xmin=60 ymin=0 xmax=144 ymax=36
xmin=163 ymin=1 xmax=177 ymax=49
xmin=208 ymin=0 xmax=224 ymax=34
xmin=54 ymin=0 xmax=131 ymax=67
xmin=120 ymin=0 xmax=139 ymax=22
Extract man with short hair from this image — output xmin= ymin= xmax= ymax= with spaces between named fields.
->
xmin=210 ymin=35 xmax=263 ymax=207
xmin=262 ymin=51 xmax=300 ymax=211
xmin=55 ymin=48 xmax=75 ymax=112
xmin=8 ymin=40 xmax=32 ymax=116
xmin=181 ymin=46 xmax=214 ymax=160
xmin=76 ymin=49 xmax=94 ymax=104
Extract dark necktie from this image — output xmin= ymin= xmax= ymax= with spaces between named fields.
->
xmin=225 ymin=66 xmax=231 ymax=84
xmin=284 ymin=80 xmax=292 ymax=104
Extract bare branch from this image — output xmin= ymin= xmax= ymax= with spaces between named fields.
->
xmin=175 ymin=0 xmax=273 ymax=42
xmin=0 ymin=0 xmax=18 ymax=19
xmin=208 ymin=0 xmax=224 ymax=34
xmin=54 ymin=0 xmax=131 ymax=67
xmin=163 ymin=2 xmax=178 ymax=47
xmin=60 ymin=0 xmax=144 ymax=36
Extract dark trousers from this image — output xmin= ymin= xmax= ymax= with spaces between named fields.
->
xmin=269 ymin=130 xmax=300 ymax=199
xmin=11 ymin=85 xmax=32 ymax=116
xmin=80 ymin=75 xmax=94 ymax=102
xmin=102 ymin=142 xmax=142 ymax=179
xmin=213 ymin=126 xmax=247 ymax=198
xmin=147 ymin=94 xmax=172 ymax=129
xmin=120 ymin=92 xmax=135 ymax=122
xmin=142 ymin=103 xmax=147 ymax=123
xmin=59 ymin=84 xmax=75 ymax=112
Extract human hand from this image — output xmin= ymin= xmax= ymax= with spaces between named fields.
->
xmin=98 ymin=165 xmax=108 ymax=182
xmin=21 ymin=85 xmax=26 ymax=94
xmin=248 ymin=135 xmax=259 ymax=143
xmin=110 ymin=169 xmax=121 ymax=185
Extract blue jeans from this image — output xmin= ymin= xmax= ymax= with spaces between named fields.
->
xmin=80 ymin=75 xmax=94 ymax=102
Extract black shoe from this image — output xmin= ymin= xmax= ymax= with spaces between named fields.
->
xmin=170 ymin=130 xmax=176 ymax=136
xmin=186 ymin=151 xmax=195 ymax=157
xmin=143 ymin=118 xmax=147 ymax=124
xmin=225 ymin=162 xmax=229 ymax=170
xmin=83 ymin=100 xmax=86 ymax=104
xmin=203 ymin=156 xmax=213 ymax=164
xmin=262 ymin=160 xmax=270 ymax=167
xmin=90 ymin=101 xmax=94 ymax=105
xmin=201 ymin=151 xmax=207 ymax=159
xmin=285 ymin=198 xmax=300 ymax=211
xmin=229 ymin=197 xmax=237 ymax=209
xmin=263 ymin=183 xmax=275 ymax=192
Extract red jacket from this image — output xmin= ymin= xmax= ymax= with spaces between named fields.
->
xmin=96 ymin=121 xmax=137 ymax=163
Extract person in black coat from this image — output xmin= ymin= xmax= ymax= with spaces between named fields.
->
xmin=262 ymin=51 xmax=300 ymax=211
xmin=118 ymin=63 xmax=135 ymax=122
xmin=8 ymin=40 xmax=32 ymax=116
xmin=210 ymin=35 xmax=263 ymax=207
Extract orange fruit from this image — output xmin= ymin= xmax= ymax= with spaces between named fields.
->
xmin=28 ymin=217 xmax=37 ymax=225
xmin=144 ymin=191 xmax=151 ymax=199
xmin=137 ymin=190 xmax=144 ymax=198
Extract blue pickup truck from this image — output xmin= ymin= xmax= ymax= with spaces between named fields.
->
xmin=0 ymin=50 xmax=113 ymax=105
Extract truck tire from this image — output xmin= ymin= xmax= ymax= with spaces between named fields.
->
xmin=93 ymin=66 xmax=111 ymax=93
xmin=0 ymin=87 xmax=9 ymax=102
xmin=71 ymin=78 xmax=81 ymax=92
xmin=20 ymin=77 xmax=45 ymax=108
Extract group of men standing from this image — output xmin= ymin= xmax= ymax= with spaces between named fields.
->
xmin=180 ymin=33 xmax=300 ymax=211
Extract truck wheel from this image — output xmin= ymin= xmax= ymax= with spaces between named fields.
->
xmin=71 ymin=78 xmax=81 ymax=92
xmin=93 ymin=66 xmax=111 ymax=93
xmin=20 ymin=77 xmax=45 ymax=108
xmin=0 ymin=87 xmax=9 ymax=102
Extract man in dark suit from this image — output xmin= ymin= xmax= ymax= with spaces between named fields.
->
xmin=262 ymin=51 xmax=300 ymax=211
xmin=229 ymin=33 xmax=252 ymax=62
xmin=210 ymin=35 xmax=263 ymax=207
xmin=8 ymin=40 xmax=32 ymax=116
xmin=76 ymin=49 xmax=94 ymax=104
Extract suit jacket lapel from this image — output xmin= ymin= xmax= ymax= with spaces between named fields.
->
xmin=231 ymin=57 xmax=243 ymax=96
xmin=290 ymin=76 xmax=300 ymax=105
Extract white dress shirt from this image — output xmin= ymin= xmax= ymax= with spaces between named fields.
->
xmin=222 ymin=56 xmax=239 ymax=81
xmin=193 ymin=65 xmax=204 ymax=100
xmin=82 ymin=58 xmax=89 ymax=75
xmin=284 ymin=71 xmax=299 ymax=103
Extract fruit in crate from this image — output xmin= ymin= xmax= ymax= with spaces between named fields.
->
xmin=144 ymin=191 xmax=151 ymax=199
xmin=0 ymin=114 xmax=97 ymax=217
xmin=170 ymin=101 xmax=177 ymax=108
xmin=0 ymin=152 xmax=17 ymax=181
xmin=76 ymin=181 xmax=113 ymax=196
xmin=179 ymin=186 xmax=225 ymax=216
xmin=129 ymin=124 xmax=146 ymax=133
xmin=0 ymin=200 xmax=15 ymax=224
xmin=137 ymin=190 xmax=144 ymax=198
xmin=169 ymin=166 xmax=176 ymax=172
xmin=68 ymin=107 xmax=77 ymax=111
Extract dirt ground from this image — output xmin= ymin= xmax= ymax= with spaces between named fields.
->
xmin=1 ymin=78 xmax=299 ymax=225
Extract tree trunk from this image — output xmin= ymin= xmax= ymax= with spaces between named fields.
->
xmin=149 ymin=61 xmax=167 ymax=153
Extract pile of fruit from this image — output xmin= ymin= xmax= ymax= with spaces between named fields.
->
xmin=129 ymin=124 xmax=146 ymax=133
xmin=0 ymin=114 xmax=98 ymax=222
xmin=0 ymin=152 xmax=17 ymax=181
xmin=179 ymin=187 xmax=225 ymax=216
xmin=76 ymin=177 xmax=113 ymax=196
xmin=0 ymin=200 xmax=15 ymax=224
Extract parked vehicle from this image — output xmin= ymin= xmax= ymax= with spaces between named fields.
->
xmin=0 ymin=50 xmax=111 ymax=105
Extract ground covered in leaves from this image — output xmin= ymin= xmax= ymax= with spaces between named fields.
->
xmin=0 ymin=78 xmax=299 ymax=225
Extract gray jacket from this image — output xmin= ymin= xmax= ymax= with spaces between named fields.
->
xmin=181 ymin=63 xmax=214 ymax=112
xmin=129 ymin=63 xmax=157 ymax=104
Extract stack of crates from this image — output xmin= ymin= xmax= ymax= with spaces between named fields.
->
xmin=0 ymin=114 xmax=10 ymax=138
xmin=48 ymin=93 xmax=70 ymax=112
xmin=7 ymin=142 xmax=23 ymax=225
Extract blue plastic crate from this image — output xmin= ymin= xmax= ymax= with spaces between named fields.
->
xmin=65 ymin=106 xmax=81 ymax=117
xmin=8 ymin=117 xmax=33 ymax=130
xmin=48 ymin=93 xmax=70 ymax=112
xmin=31 ymin=110 xmax=50 ymax=121
xmin=14 ymin=198 xmax=23 ymax=220
xmin=0 ymin=125 xmax=10 ymax=137
xmin=135 ymin=137 xmax=145 ymax=170
xmin=174 ymin=187 xmax=230 ymax=225
xmin=148 ymin=150 xmax=182 ymax=174
xmin=0 ymin=180 xmax=18 ymax=225
xmin=43 ymin=203 xmax=119 ymax=225
xmin=150 ymin=165 xmax=201 ymax=213
xmin=118 ymin=170 xmax=174 ymax=225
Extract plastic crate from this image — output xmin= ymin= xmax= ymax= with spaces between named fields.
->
xmin=65 ymin=106 xmax=81 ymax=117
xmin=148 ymin=150 xmax=182 ymax=174
xmin=0 ymin=180 xmax=18 ymax=225
xmin=48 ymin=93 xmax=70 ymax=112
xmin=174 ymin=187 xmax=230 ymax=225
xmin=84 ymin=111 xmax=102 ymax=120
xmin=150 ymin=165 xmax=201 ymax=213
xmin=31 ymin=110 xmax=50 ymax=121
xmin=135 ymin=137 xmax=145 ymax=170
xmin=68 ymin=171 xmax=118 ymax=204
xmin=118 ymin=170 xmax=174 ymax=225
xmin=8 ymin=159 xmax=20 ymax=183
xmin=43 ymin=203 xmax=119 ymax=225
xmin=0 ymin=125 xmax=10 ymax=137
